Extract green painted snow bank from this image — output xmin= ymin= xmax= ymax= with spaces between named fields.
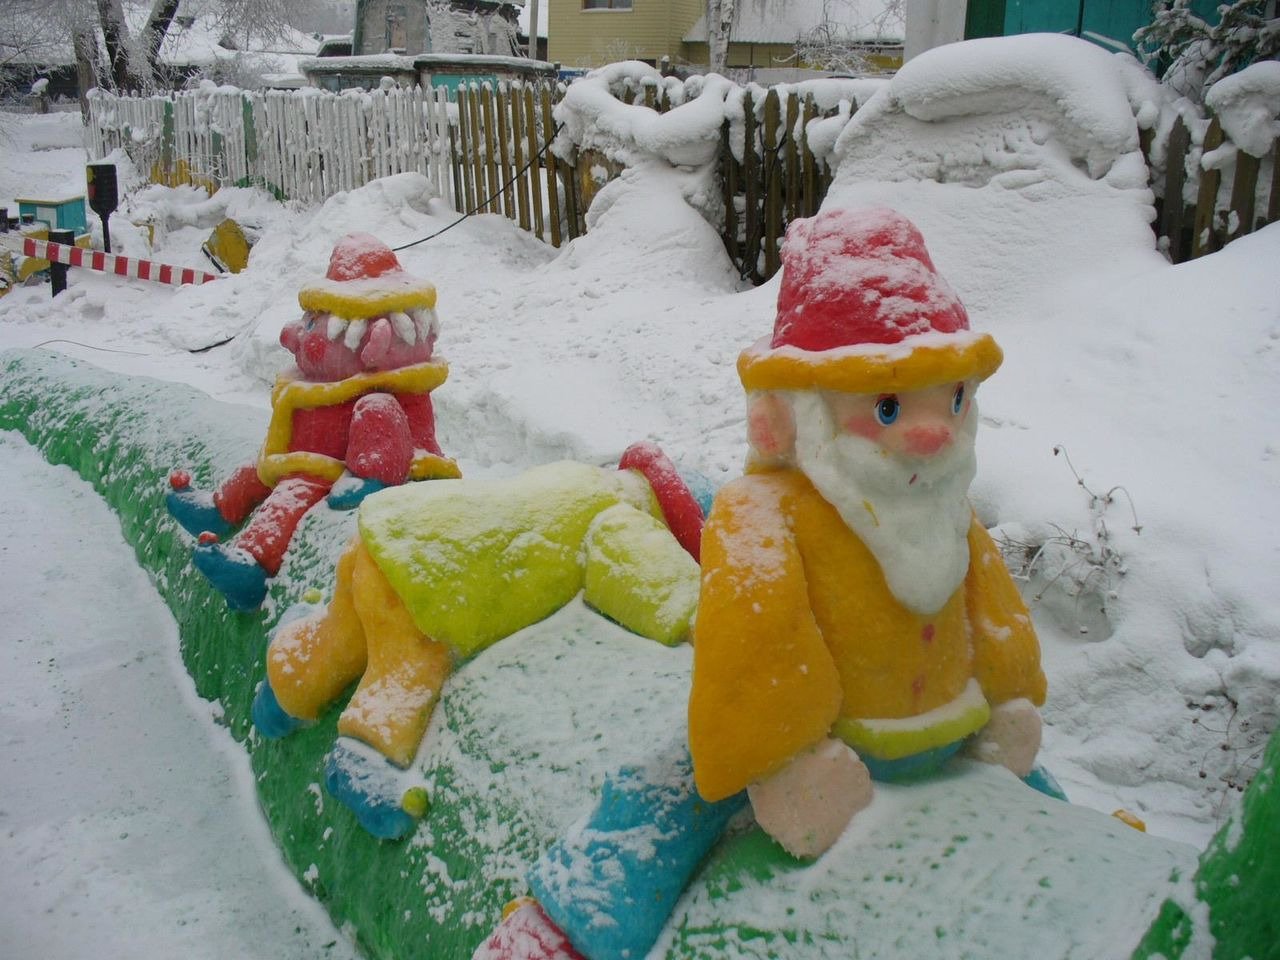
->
xmin=1131 ymin=727 xmax=1280 ymax=960
xmin=3 ymin=347 xmax=1271 ymax=960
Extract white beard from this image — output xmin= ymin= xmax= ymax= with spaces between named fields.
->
xmin=788 ymin=390 xmax=977 ymax=616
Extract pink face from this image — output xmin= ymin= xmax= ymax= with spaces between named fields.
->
xmin=826 ymin=380 xmax=974 ymax=460
xmin=279 ymin=311 xmax=436 ymax=382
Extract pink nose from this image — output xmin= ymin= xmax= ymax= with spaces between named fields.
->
xmin=903 ymin=424 xmax=952 ymax=457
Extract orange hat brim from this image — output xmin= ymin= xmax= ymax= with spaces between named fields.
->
xmin=739 ymin=331 xmax=1003 ymax=394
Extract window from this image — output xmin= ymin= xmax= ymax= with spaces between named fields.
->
xmin=583 ymin=0 xmax=633 ymax=9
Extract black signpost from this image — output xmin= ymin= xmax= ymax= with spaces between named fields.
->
xmin=86 ymin=164 xmax=119 ymax=253
xmin=49 ymin=229 xmax=74 ymax=296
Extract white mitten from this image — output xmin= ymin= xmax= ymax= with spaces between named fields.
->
xmin=967 ymin=698 xmax=1042 ymax=778
xmin=747 ymin=738 xmax=873 ymax=859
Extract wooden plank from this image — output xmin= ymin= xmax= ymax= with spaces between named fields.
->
xmin=540 ymin=85 xmax=563 ymax=247
xmin=1269 ymin=135 xmax=1280 ymax=227
xmin=784 ymin=91 xmax=800 ymax=224
xmin=762 ymin=88 xmax=783 ymax=279
xmin=1192 ymin=116 xmax=1224 ymax=259
xmin=741 ymin=90 xmax=760 ymax=282
xmin=468 ymin=85 xmax=486 ymax=213
xmin=494 ymin=83 xmax=514 ymax=219
xmin=1228 ymin=147 xmax=1260 ymax=241
xmin=721 ymin=118 xmax=739 ymax=268
xmin=510 ymin=83 xmax=532 ymax=232
xmin=457 ymin=90 xmax=474 ymax=213
xmin=1161 ymin=115 xmax=1190 ymax=262
xmin=480 ymin=84 xmax=501 ymax=214
xmin=523 ymin=85 xmax=545 ymax=240
xmin=801 ymin=95 xmax=819 ymax=217
xmin=565 ymin=147 xmax=583 ymax=240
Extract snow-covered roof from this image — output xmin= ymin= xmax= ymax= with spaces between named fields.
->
xmin=684 ymin=0 xmax=904 ymax=45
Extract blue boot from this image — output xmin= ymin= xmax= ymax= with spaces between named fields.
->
xmin=324 ymin=739 xmax=423 ymax=840
xmin=326 ymin=471 xmax=386 ymax=511
xmin=167 ymin=471 xmax=232 ymax=539
xmin=192 ymin=539 xmax=268 ymax=611
xmin=252 ymin=681 xmax=308 ymax=739
xmin=1024 ymin=763 xmax=1069 ymax=801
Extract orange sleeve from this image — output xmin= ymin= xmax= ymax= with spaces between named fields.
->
xmin=965 ymin=519 xmax=1047 ymax=707
xmin=688 ymin=476 xmax=843 ymax=801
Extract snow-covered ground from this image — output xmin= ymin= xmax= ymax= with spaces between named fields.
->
xmin=1 ymin=35 xmax=1277 ymax=958
xmin=0 ymin=433 xmax=360 ymax=960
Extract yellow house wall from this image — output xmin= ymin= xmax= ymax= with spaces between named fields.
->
xmin=681 ymin=40 xmax=903 ymax=72
xmin=548 ymin=0 xmax=703 ymax=68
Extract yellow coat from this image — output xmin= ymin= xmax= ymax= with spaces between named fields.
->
xmin=688 ymin=469 xmax=1046 ymax=802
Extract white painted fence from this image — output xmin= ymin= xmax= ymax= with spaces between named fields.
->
xmin=87 ymin=85 xmax=455 ymax=206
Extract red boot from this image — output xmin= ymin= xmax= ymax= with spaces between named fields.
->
xmin=472 ymin=899 xmax=585 ymax=960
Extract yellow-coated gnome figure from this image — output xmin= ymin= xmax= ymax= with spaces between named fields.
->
xmin=472 ymin=207 xmax=1058 ymax=960
xmin=689 ymin=205 xmax=1052 ymax=856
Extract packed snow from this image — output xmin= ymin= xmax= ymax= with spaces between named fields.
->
xmin=1 ymin=31 xmax=1277 ymax=959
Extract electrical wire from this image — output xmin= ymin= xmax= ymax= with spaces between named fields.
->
xmin=393 ymin=121 xmax=565 ymax=252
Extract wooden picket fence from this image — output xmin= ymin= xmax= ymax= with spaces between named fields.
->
xmin=88 ymin=82 xmax=1273 ymax=281
xmin=88 ymin=85 xmax=454 ymax=206
xmin=721 ymin=87 xmax=835 ymax=284
xmin=85 ymin=81 xmax=838 ymax=279
xmin=1144 ymin=116 xmax=1280 ymax=263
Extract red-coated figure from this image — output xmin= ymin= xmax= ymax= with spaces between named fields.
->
xmin=167 ymin=234 xmax=459 ymax=610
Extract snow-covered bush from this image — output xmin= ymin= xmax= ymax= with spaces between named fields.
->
xmin=1134 ymin=0 xmax=1280 ymax=103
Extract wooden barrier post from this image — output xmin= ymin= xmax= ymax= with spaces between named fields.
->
xmin=48 ymin=229 xmax=74 ymax=297
xmin=762 ymin=88 xmax=783 ymax=279
xmin=1192 ymin=116 xmax=1225 ymax=259
xmin=523 ymin=85 xmax=545 ymax=241
xmin=539 ymin=86 xmax=563 ymax=248
xmin=1161 ymin=116 xmax=1191 ymax=262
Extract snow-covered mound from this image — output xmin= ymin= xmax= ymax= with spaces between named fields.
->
xmin=0 ymin=349 xmax=1203 ymax=960
xmin=1 ymin=32 xmax=1277 ymax=854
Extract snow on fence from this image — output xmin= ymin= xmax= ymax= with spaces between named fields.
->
xmin=88 ymin=84 xmax=454 ymax=208
xmin=1144 ymin=114 xmax=1280 ymax=263
xmin=85 ymin=80 xmax=839 ymax=274
xmin=89 ymin=80 xmax=1274 ymax=280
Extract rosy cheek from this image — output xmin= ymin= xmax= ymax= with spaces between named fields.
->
xmin=840 ymin=413 xmax=885 ymax=442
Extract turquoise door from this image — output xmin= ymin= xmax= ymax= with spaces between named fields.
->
xmin=966 ymin=0 xmax=1223 ymax=53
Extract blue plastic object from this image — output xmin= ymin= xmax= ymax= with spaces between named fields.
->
xmin=326 ymin=472 xmax=386 ymax=510
xmin=677 ymin=467 xmax=718 ymax=519
xmin=252 ymin=681 xmax=308 ymax=739
xmin=862 ymin=739 xmax=965 ymax=782
xmin=192 ymin=541 xmax=268 ymax=611
xmin=1023 ymin=763 xmax=1069 ymax=801
xmin=324 ymin=742 xmax=418 ymax=840
xmin=166 ymin=486 xmax=232 ymax=538
xmin=529 ymin=751 xmax=747 ymax=960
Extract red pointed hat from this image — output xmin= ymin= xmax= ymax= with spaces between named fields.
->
xmin=738 ymin=207 xmax=1002 ymax=393
xmin=297 ymin=232 xmax=436 ymax=318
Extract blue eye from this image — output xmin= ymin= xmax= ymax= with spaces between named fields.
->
xmin=952 ymin=384 xmax=965 ymax=414
xmin=875 ymin=395 xmax=900 ymax=426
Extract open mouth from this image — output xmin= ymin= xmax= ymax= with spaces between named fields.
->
xmin=320 ymin=307 xmax=439 ymax=350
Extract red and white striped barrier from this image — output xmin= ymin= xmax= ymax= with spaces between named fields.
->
xmin=1 ymin=234 xmax=221 ymax=287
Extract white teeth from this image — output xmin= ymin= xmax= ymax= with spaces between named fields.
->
xmin=413 ymin=307 xmax=439 ymax=341
xmin=325 ymin=314 xmax=344 ymax=340
xmin=343 ymin=318 xmax=367 ymax=351
xmin=389 ymin=311 xmax=416 ymax=344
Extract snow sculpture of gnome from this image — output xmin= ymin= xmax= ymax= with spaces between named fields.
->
xmin=166 ymin=234 xmax=460 ymax=610
xmin=687 ymin=206 xmax=1050 ymax=857
xmin=474 ymin=207 xmax=1051 ymax=960
xmin=253 ymin=442 xmax=706 ymax=840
